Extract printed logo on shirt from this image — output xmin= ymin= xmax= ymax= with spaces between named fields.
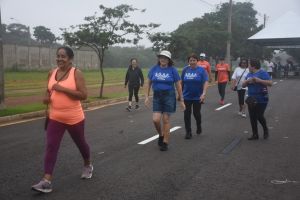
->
xmin=184 ymin=73 xmax=197 ymax=80
xmin=155 ymin=72 xmax=170 ymax=80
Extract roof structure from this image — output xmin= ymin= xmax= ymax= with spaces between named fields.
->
xmin=248 ymin=12 xmax=300 ymax=48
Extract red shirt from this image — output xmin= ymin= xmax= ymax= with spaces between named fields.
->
xmin=216 ymin=63 xmax=230 ymax=83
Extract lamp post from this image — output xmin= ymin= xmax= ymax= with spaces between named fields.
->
xmin=0 ymin=6 xmax=5 ymax=109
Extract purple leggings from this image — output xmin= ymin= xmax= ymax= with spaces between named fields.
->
xmin=44 ymin=119 xmax=90 ymax=175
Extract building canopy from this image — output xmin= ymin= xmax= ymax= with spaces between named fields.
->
xmin=248 ymin=12 xmax=300 ymax=48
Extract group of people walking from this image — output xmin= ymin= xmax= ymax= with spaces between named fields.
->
xmin=32 ymin=47 xmax=272 ymax=193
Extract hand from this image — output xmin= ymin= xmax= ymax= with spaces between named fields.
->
xmin=200 ymin=94 xmax=206 ymax=103
xmin=52 ymin=83 xmax=65 ymax=92
xmin=144 ymin=97 xmax=150 ymax=109
xmin=180 ymin=101 xmax=186 ymax=111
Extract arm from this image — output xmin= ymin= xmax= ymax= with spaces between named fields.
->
xmin=144 ymin=78 xmax=152 ymax=108
xmin=215 ymin=71 xmax=218 ymax=81
xmin=52 ymin=69 xmax=87 ymax=100
xmin=200 ymin=81 xmax=209 ymax=102
xmin=124 ymin=70 xmax=129 ymax=88
xmin=139 ymin=68 xmax=144 ymax=87
xmin=175 ymin=81 xmax=185 ymax=111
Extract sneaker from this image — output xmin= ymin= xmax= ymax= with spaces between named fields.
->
xmin=196 ymin=127 xmax=202 ymax=135
xmin=31 ymin=179 xmax=52 ymax=193
xmin=81 ymin=164 xmax=93 ymax=179
xmin=241 ymin=112 xmax=246 ymax=118
xmin=158 ymin=135 xmax=164 ymax=147
xmin=160 ymin=142 xmax=168 ymax=151
xmin=219 ymin=100 xmax=224 ymax=105
xmin=263 ymin=129 xmax=269 ymax=139
xmin=126 ymin=106 xmax=132 ymax=112
xmin=135 ymin=104 xmax=140 ymax=110
xmin=185 ymin=132 xmax=192 ymax=139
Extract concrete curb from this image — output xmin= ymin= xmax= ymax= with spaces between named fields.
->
xmin=0 ymin=97 xmax=128 ymax=125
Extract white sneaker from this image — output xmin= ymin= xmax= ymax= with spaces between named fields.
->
xmin=81 ymin=164 xmax=93 ymax=179
xmin=241 ymin=112 xmax=246 ymax=118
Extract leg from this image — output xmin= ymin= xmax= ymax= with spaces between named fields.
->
xmin=67 ymin=120 xmax=91 ymax=166
xmin=248 ymin=104 xmax=259 ymax=140
xmin=133 ymin=86 xmax=140 ymax=103
xmin=217 ymin=83 xmax=222 ymax=99
xmin=256 ymin=103 xmax=269 ymax=139
xmin=184 ymin=100 xmax=192 ymax=136
xmin=44 ymin=119 xmax=66 ymax=180
xmin=162 ymin=113 xmax=171 ymax=143
xmin=192 ymin=101 xmax=202 ymax=134
xmin=220 ymin=82 xmax=227 ymax=100
xmin=127 ymin=85 xmax=134 ymax=108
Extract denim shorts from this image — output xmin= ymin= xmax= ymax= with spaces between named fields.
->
xmin=153 ymin=90 xmax=176 ymax=114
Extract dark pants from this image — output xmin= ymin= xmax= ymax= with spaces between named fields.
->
xmin=128 ymin=85 xmax=140 ymax=102
xmin=184 ymin=100 xmax=202 ymax=133
xmin=44 ymin=119 xmax=90 ymax=175
xmin=248 ymin=103 xmax=268 ymax=136
xmin=237 ymin=89 xmax=246 ymax=106
xmin=218 ymin=82 xmax=227 ymax=100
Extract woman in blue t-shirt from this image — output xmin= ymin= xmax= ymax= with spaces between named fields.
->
xmin=181 ymin=53 xmax=208 ymax=139
xmin=242 ymin=59 xmax=272 ymax=140
xmin=145 ymin=50 xmax=185 ymax=151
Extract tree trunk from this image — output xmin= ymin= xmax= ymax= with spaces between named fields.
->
xmin=98 ymin=50 xmax=105 ymax=98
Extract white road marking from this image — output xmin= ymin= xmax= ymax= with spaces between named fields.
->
xmin=270 ymin=179 xmax=298 ymax=184
xmin=138 ymin=126 xmax=182 ymax=145
xmin=215 ymin=103 xmax=232 ymax=111
xmin=273 ymin=82 xmax=278 ymax=85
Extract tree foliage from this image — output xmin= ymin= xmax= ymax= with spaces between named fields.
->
xmin=149 ymin=2 xmax=264 ymax=61
xmin=61 ymin=4 xmax=159 ymax=98
xmin=33 ymin=26 xmax=56 ymax=45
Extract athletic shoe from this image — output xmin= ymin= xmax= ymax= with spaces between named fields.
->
xmin=31 ymin=179 xmax=52 ymax=193
xmin=185 ymin=132 xmax=192 ymax=139
xmin=81 ymin=164 xmax=93 ymax=179
xmin=196 ymin=127 xmax=202 ymax=135
xmin=126 ymin=106 xmax=132 ymax=112
xmin=160 ymin=142 xmax=168 ymax=151
xmin=219 ymin=100 xmax=224 ymax=105
xmin=158 ymin=136 xmax=164 ymax=147
xmin=263 ymin=129 xmax=269 ymax=139
xmin=135 ymin=104 xmax=140 ymax=110
xmin=241 ymin=112 xmax=246 ymax=118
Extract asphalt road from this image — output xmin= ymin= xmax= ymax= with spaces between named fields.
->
xmin=0 ymin=79 xmax=299 ymax=200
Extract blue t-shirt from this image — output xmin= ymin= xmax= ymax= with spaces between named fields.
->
xmin=246 ymin=69 xmax=271 ymax=103
xmin=148 ymin=65 xmax=180 ymax=91
xmin=181 ymin=66 xmax=208 ymax=100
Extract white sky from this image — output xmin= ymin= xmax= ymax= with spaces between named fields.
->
xmin=1 ymin=0 xmax=300 ymax=47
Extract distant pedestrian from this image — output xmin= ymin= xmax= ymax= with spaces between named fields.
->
xmin=197 ymin=53 xmax=212 ymax=82
xmin=242 ymin=58 xmax=272 ymax=140
xmin=145 ymin=50 xmax=185 ymax=151
xmin=264 ymin=59 xmax=274 ymax=78
xmin=32 ymin=46 xmax=93 ymax=193
xmin=124 ymin=58 xmax=144 ymax=111
xmin=231 ymin=58 xmax=249 ymax=118
xmin=181 ymin=53 xmax=208 ymax=139
xmin=215 ymin=57 xmax=231 ymax=105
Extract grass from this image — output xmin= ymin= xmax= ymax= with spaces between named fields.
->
xmin=1 ymin=68 xmax=150 ymax=117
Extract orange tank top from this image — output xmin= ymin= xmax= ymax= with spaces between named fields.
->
xmin=48 ymin=67 xmax=84 ymax=125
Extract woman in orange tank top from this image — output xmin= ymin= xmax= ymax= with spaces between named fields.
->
xmin=32 ymin=47 xmax=93 ymax=193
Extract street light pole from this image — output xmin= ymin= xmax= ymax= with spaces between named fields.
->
xmin=0 ymin=6 xmax=5 ymax=109
xmin=225 ymin=0 xmax=232 ymax=66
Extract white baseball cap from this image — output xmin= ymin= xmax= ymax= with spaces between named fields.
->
xmin=158 ymin=50 xmax=172 ymax=59
xmin=200 ymin=53 xmax=206 ymax=57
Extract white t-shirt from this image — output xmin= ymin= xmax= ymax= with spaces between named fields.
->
xmin=231 ymin=67 xmax=249 ymax=90
xmin=266 ymin=61 xmax=274 ymax=72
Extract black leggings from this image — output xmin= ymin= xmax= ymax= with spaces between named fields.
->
xmin=128 ymin=85 xmax=140 ymax=102
xmin=218 ymin=82 xmax=227 ymax=100
xmin=237 ymin=89 xmax=246 ymax=106
xmin=184 ymin=100 xmax=202 ymax=133
xmin=248 ymin=103 xmax=268 ymax=135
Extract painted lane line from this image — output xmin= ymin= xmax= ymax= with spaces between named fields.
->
xmin=273 ymin=82 xmax=278 ymax=85
xmin=215 ymin=103 xmax=232 ymax=111
xmin=221 ymin=137 xmax=241 ymax=155
xmin=138 ymin=126 xmax=181 ymax=145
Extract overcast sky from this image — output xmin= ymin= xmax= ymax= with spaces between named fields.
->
xmin=1 ymin=0 xmax=300 ymax=47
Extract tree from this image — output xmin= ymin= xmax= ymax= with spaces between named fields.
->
xmin=149 ymin=2 xmax=263 ymax=61
xmin=61 ymin=4 xmax=159 ymax=98
xmin=33 ymin=26 xmax=56 ymax=44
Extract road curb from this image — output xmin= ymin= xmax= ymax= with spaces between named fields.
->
xmin=0 ymin=97 xmax=128 ymax=125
